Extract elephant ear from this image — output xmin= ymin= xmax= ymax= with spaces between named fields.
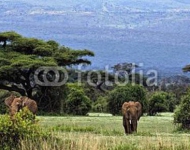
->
xmin=4 ymin=94 xmax=16 ymax=107
xmin=21 ymin=96 xmax=29 ymax=107
xmin=122 ymin=102 xmax=130 ymax=116
xmin=14 ymin=98 xmax=22 ymax=106
xmin=135 ymin=102 xmax=142 ymax=120
xmin=22 ymin=101 xmax=27 ymax=107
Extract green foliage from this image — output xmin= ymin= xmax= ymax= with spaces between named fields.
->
xmin=33 ymin=83 xmax=95 ymax=115
xmin=92 ymin=96 xmax=108 ymax=112
xmin=183 ymin=64 xmax=190 ymax=72
xmin=174 ymin=90 xmax=190 ymax=129
xmin=160 ymin=75 xmax=189 ymax=104
xmin=0 ymin=90 xmax=10 ymax=114
xmin=52 ymin=124 xmax=95 ymax=132
xmin=148 ymin=91 xmax=175 ymax=116
xmin=112 ymin=62 xmax=138 ymax=74
xmin=168 ymin=95 xmax=178 ymax=112
xmin=33 ymin=86 xmax=67 ymax=114
xmin=83 ymin=82 xmax=110 ymax=102
xmin=11 ymin=113 xmax=190 ymax=150
xmin=107 ymin=84 xmax=147 ymax=115
xmin=46 ymin=40 xmax=59 ymax=51
xmin=0 ymin=108 xmax=49 ymax=149
xmin=65 ymin=83 xmax=91 ymax=115
xmin=0 ymin=31 xmax=21 ymax=44
xmin=0 ymin=31 xmax=94 ymax=98
xmin=51 ymin=123 xmax=123 ymax=136
xmin=111 ymin=144 xmax=138 ymax=150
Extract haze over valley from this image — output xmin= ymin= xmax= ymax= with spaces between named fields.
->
xmin=1 ymin=0 xmax=190 ymax=77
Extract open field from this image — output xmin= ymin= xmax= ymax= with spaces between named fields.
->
xmin=19 ymin=113 xmax=190 ymax=150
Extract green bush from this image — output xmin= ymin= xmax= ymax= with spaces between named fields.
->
xmin=107 ymin=84 xmax=147 ymax=115
xmin=148 ymin=92 xmax=175 ymax=116
xmin=0 ymin=108 xmax=49 ymax=149
xmin=0 ymin=91 xmax=9 ymax=114
xmin=65 ymin=86 xmax=91 ymax=115
xmin=174 ymin=90 xmax=190 ymax=129
xmin=92 ymin=96 xmax=108 ymax=112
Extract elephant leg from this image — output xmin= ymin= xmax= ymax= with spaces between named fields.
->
xmin=124 ymin=125 xmax=128 ymax=134
xmin=126 ymin=120 xmax=131 ymax=134
xmin=131 ymin=120 xmax=137 ymax=133
xmin=123 ymin=116 xmax=128 ymax=134
xmin=131 ymin=123 xmax=134 ymax=132
xmin=8 ymin=107 xmax=12 ymax=116
xmin=10 ymin=109 xmax=17 ymax=120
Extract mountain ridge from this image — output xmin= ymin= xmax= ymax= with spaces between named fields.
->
xmin=0 ymin=0 xmax=190 ymax=76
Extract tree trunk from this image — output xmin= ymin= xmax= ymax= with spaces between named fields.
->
xmin=26 ymin=89 xmax=32 ymax=98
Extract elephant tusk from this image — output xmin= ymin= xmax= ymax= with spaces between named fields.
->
xmin=129 ymin=120 xmax=131 ymax=124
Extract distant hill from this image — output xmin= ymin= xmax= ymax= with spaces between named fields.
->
xmin=1 ymin=0 xmax=190 ymax=76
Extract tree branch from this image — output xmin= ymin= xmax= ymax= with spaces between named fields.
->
xmin=0 ymin=83 xmax=26 ymax=95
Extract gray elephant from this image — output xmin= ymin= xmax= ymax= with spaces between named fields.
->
xmin=122 ymin=101 xmax=142 ymax=134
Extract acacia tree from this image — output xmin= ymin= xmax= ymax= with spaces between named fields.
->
xmin=0 ymin=31 xmax=94 ymax=98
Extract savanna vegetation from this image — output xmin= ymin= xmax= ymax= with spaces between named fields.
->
xmin=1 ymin=31 xmax=190 ymax=149
xmin=1 ymin=112 xmax=190 ymax=150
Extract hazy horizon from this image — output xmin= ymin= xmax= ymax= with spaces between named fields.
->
xmin=1 ymin=0 xmax=190 ymax=76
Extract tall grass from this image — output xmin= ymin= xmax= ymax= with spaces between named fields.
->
xmin=17 ymin=113 xmax=190 ymax=150
xmin=18 ymin=133 xmax=190 ymax=150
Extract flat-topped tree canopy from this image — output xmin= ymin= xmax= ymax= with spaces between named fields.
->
xmin=183 ymin=64 xmax=190 ymax=72
xmin=0 ymin=31 xmax=94 ymax=97
xmin=0 ymin=31 xmax=22 ymax=48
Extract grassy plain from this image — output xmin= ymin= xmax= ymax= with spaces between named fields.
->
xmin=19 ymin=113 xmax=190 ymax=150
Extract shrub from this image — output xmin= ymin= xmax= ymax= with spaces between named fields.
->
xmin=148 ymin=91 xmax=175 ymax=116
xmin=92 ymin=96 xmax=108 ymax=112
xmin=0 ymin=108 xmax=49 ymax=149
xmin=0 ymin=90 xmax=9 ymax=114
xmin=174 ymin=90 xmax=190 ymax=129
xmin=107 ymin=84 xmax=147 ymax=115
xmin=65 ymin=86 xmax=91 ymax=115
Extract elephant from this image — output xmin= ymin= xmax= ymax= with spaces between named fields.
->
xmin=4 ymin=93 xmax=17 ymax=114
xmin=122 ymin=101 xmax=142 ymax=134
xmin=9 ymin=97 xmax=23 ymax=118
xmin=4 ymin=94 xmax=38 ymax=119
xmin=20 ymin=96 xmax=38 ymax=115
